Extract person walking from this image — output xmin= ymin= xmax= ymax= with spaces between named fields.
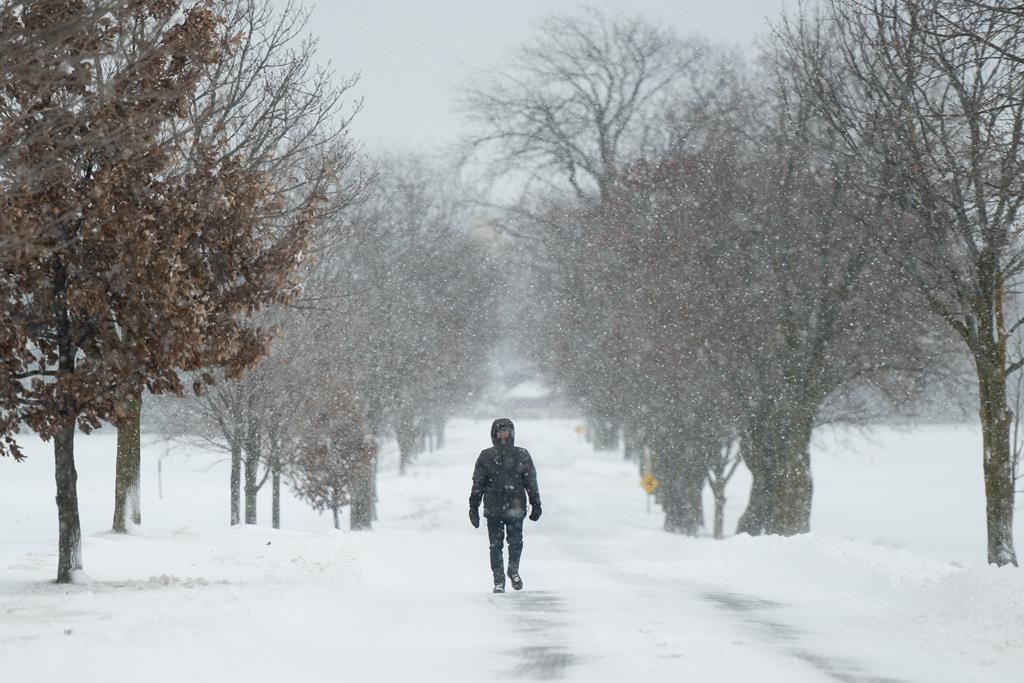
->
xmin=468 ymin=418 xmax=541 ymax=593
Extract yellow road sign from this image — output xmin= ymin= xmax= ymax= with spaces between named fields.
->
xmin=641 ymin=473 xmax=658 ymax=494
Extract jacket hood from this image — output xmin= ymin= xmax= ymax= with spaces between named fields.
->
xmin=490 ymin=418 xmax=515 ymax=447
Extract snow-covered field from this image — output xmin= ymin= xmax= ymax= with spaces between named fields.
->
xmin=2 ymin=418 xmax=1023 ymax=682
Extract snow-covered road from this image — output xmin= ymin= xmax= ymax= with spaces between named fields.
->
xmin=2 ymin=418 xmax=1023 ymax=682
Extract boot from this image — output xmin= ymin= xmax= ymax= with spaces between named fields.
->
xmin=508 ymin=542 xmax=523 ymax=590
xmin=493 ymin=580 xmax=506 ymax=593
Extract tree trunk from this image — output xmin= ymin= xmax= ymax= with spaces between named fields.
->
xmin=736 ymin=401 xmax=814 ymax=536
xmin=622 ymin=423 xmax=642 ymax=461
xmin=397 ymin=426 xmax=416 ymax=476
xmin=736 ymin=423 xmax=770 ymax=536
xmin=653 ymin=438 xmax=705 ymax=536
xmin=244 ymin=454 xmax=258 ymax=525
xmin=708 ymin=441 xmax=739 ymax=540
xmin=590 ymin=419 xmax=619 ymax=451
xmin=112 ymin=392 xmax=142 ymax=533
xmin=351 ymin=439 xmax=376 ymax=530
xmin=434 ymin=417 xmax=446 ymax=449
xmin=54 ymin=419 xmax=82 ymax=583
xmin=661 ymin=475 xmax=703 ymax=535
xmin=350 ymin=452 xmax=374 ymax=531
xmin=229 ymin=439 xmax=241 ymax=526
xmin=271 ymin=453 xmax=281 ymax=530
xmin=735 ymin=462 xmax=770 ymax=536
xmin=366 ymin=403 xmax=382 ymax=522
xmin=53 ymin=264 xmax=82 ymax=583
xmin=243 ymin=420 xmax=260 ymax=525
xmin=711 ymin=482 xmax=726 ymax=540
xmin=350 ymin=470 xmax=374 ymax=531
xmin=371 ymin=458 xmax=379 ymax=521
xmin=979 ymin=369 xmax=1017 ymax=566
xmin=737 ymin=473 xmax=770 ymax=536
xmin=769 ymin=413 xmax=814 ymax=536
xmin=332 ymin=505 xmax=340 ymax=530
xmin=974 ymin=288 xmax=1018 ymax=566
xmin=661 ymin=482 xmax=690 ymax=534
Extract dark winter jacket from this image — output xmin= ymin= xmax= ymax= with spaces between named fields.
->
xmin=469 ymin=418 xmax=541 ymax=519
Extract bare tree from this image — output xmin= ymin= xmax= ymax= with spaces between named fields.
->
xmin=155 ymin=301 xmax=337 ymax=528
xmin=929 ymin=1 xmax=1024 ymax=71
xmin=779 ymin=0 xmax=1024 ymax=565
xmin=519 ymin=45 xmax=941 ymax=536
xmin=322 ymin=155 xmax=500 ymax=474
xmin=460 ymin=9 xmax=724 ymax=449
xmin=459 ymin=6 xmax=707 ymax=203
xmin=153 ymin=154 xmax=494 ymax=527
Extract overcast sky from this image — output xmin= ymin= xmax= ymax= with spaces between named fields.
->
xmin=284 ymin=1 xmax=790 ymax=152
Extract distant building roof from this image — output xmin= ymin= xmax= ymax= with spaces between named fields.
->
xmin=506 ymin=381 xmax=551 ymax=400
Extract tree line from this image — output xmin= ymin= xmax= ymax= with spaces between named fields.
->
xmin=5 ymin=0 xmax=1023 ymax=582
xmin=1 ymin=0 xmax=498 ymax=582
xmin=460 ymin=1 xmax=1024 ymax=566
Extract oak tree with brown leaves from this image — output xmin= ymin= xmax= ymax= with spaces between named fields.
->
xmin=110 ymin=0 xmax=359 ymax=533
xmin=0 ymin=0 xmax=327 ymax=582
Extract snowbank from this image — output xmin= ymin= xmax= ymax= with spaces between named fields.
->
xmin=1 ymin=420 xmax=1021 ymax=682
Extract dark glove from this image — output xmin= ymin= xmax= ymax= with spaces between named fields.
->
xmin=469 ymin=507 xmax=480 ymax=528
xmin=529 ymin=504 xmax=541 ymax=522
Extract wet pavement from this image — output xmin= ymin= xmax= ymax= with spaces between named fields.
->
xmin=700 ymin=590 xmax=911 ymax=683
xmin=494 ymin=591 xmax=579 ymax=679
xmin=490 ymin=583 xmax=914 ymax=681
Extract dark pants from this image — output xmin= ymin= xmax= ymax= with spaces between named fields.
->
xmin=486 ymin=515 xmax=524 ymax=584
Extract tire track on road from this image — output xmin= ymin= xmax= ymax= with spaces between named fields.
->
xmin=492 ymin=590 xmax=579 ymax=679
